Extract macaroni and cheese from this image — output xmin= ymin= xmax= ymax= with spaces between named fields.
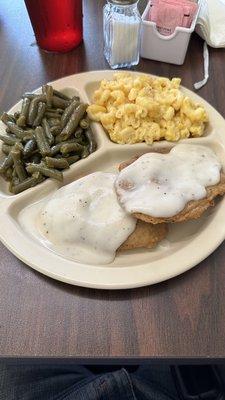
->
xmin=87 ymin=73 xmax=208 ymax=144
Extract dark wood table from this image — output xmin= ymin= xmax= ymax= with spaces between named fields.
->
xmin=1 ymin=0 xmax=225 ymax=359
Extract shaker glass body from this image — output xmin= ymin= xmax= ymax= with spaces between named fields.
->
xmin=103 ymin=1 xmax=141 ymax=69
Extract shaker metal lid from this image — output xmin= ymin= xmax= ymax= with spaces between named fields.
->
xmin=109 ymin=0 xmax=138 ymax=5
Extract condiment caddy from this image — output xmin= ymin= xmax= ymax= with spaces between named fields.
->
xmin=103 ymin=0 xmax=201 ymax=67
xmin=140 ymin=0 xmax=202 ymax=65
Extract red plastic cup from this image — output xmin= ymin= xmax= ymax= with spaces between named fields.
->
xmin=24 ymin=0 xmax=83 ymax=53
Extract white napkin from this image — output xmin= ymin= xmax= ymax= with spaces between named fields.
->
xmin=194 ymin=0 xmax=225 ymax=90
xmin=196 ymin=0 xmax=225 ymax=48
xmin=194 ymin=41 xmax=209 ymax=90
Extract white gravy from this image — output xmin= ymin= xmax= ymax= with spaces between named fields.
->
xmin=38 ymin=172 xmax=136 ymax=264
xmin=115 ymin=144 xmax=222 ymax=218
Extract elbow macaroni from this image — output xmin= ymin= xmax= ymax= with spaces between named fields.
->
xmin=87 ymin=73 xmax=208 ymax=144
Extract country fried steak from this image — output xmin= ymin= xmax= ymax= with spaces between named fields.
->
xmin=118 ymin=153 xmax=225 ymax=224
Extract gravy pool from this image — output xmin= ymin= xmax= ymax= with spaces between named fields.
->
xmin=38 ymin=172 xmax=136 ymax=264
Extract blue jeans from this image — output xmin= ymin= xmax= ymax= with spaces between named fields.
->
xmin=0 ymin=364 xmax=178 ymax=400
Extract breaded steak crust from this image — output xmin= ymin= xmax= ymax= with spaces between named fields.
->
xmin=119 ymin=220 xmax=168 ymax=251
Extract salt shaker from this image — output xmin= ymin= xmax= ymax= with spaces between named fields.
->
xmin=103 ymin=0 xmax=142 ymax=69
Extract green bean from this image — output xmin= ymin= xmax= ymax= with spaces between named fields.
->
xmin=0 ymin=153 xmax=14 ymax=173
xmin=8 ymin=181 xmax=14 ymax=193
xmin=0 ymin=133 xmax=20 ymax=146
xmin=70 ymin=138 xmax=86 ymax=145
xmin=4 ymin=167 xmax=13 ymax=181
xmin=28 ymin=95 xmax=46 ymax=125
xmin=59 ymin=104 xmax=88 ymax=141
xmin=85 ymin=129 xmax=97 ymax=153
xmin=17 ymin=98 xmax=31 ymax=127
xmin=46 ymin=108 xmax=63 ymax=114
xmin=66 ymin=155 xmax=80 ymax=165
xmin=42 ymin=85 xmax=48 ymax=95
xmin=73 ymin=137 xmax=87 ymax=146
xmin=50 ymin=143 xmax=63 ymax=156
xmin=11 ymin=145 xmax=27 ymax=182
xmin=13 ymin=177 xmax=20 ymax=184
xmin=33 ymin=102 xmax=46 ymax=127
xmin=60 ymin=142 xmax=84 ymax=155
xmin=74 ymin=127 xmax=83 ymax=139
xmin=5 ymin=122 xmax=27 ymax=139
xmin=14 ymin=112 xmax=20 ymax=120
xmin=15 ymin=142 xmax=24 ymax=151
xmin=42 ymin=118 xmax=54 ymax=145
xmin=9 ymin=178 xmax=18 ymax=193
xmin=53 ymin=89 xmax=72 ymax=101
xmin=47 ymin=118 xmax=61 ymax=128
xmin=10 ymin=172 xmax=44 ymax=194
xmin=2 ymin=144 xmax=12 ymax=155
xmin=1 ymin=112 xmax=15 ymax=125
xmin=0 ymin=87 xmax=93 ymax=193
xmin=56 ymin=108 xmax=64 ymax=114
xmin=12 ymin=168 xmax=18 ymax=178
xmin=22 ymin=131 xmax=34 ymax=142
xmin=50 ymin=138 xmax=80 ymax=155
xmin=55 ymin=133 xmax=65 ymax=143
xmin=22 ymin=93 xmax=36 ymax=100
xmin=34 ymin=126 xmax=51 ymax=157
xmin=72 ymin=95 xmax=80 ymax=102
xmin=45 ymin=110 xmax=61 ymax=118
xmin=81 ymin=147 xmax=90 ymax=159
xmin=52 ymin=96 xmax=70 ymax=109
xmin=23 ymin=138 xmax=37 ymax=157
xmin=42 ymin=85 xmax=53 ymax=108
xmin=45 ymin=157 xmax=69 ymax=169
xmin=79 ymin=118 xmax=90 ymax=130
xmin=8 ymin=114 xmax=16 ymax=122
xmin=28 ymin=153 xmax=42 ymax=164
xmin=28 ymin=149 xmax=39 ymax=156
xmin=61 ymin=99 xmax=80 ymax=128
xmin=26 ymin=163 xmax=63 ymax=181
xmin=50 ymin=126 xmax=62 ymax=136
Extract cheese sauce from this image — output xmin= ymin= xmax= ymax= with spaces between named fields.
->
xmin=38 ymin=172 xmax=136 ymax=265
xmin=115 ymin=144 xmax=222 ymax=218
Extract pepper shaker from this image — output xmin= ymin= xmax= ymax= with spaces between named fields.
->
xmin=103 ymin=0 xmax=142 ymax=69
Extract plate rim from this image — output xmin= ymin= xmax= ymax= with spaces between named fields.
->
xmin=0 ymin=69 xmax=225 ymax=289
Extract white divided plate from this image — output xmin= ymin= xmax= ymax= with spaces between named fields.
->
xmin=1 ymin=70 xmax=225 ymax=289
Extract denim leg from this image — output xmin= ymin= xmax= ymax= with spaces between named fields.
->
xmin=0 ymin=363 xmax=94 ymax=400
xmin=55 ymin=369 xmax=137 ymax=400
xmin=0 ymin=363 xmax=179 ymax=400
xmin=130 ymin=365 xmax=178 ymax=400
